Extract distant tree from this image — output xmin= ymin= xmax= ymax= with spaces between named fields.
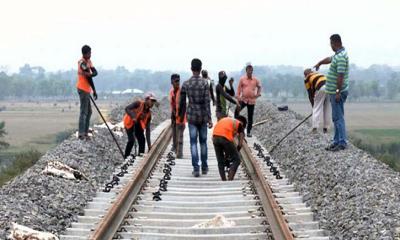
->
xmin=387 ymin=74 xmax=400 ymax=100
xmin=0 ymin=121 xmax=9 ymax=149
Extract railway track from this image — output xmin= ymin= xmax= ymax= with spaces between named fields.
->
xmin=61 ymin=116 xmax=329 ymax=240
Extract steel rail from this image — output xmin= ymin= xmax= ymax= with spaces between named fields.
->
xmin=240 ymin=141 xmax=294 ymax=240
xmin=89 ymin=124 xmax=172 ymax=240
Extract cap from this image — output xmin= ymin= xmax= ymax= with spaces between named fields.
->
xmin=145 ymin=92 xmax=157 ymax=101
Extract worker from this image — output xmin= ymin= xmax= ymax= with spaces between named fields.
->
xmin=235 ymin=64 xmax=262 ymax=137
xmin=314 ymin=34 xmax=350 ymax=151
xmin=179 ymin=58 xmax=213 ymax=177
xmin=123 ymin=92 xmax=157 ymax=157
xmin=169 ymin=74 xmax=186 ymax=158
xmin=215 ymin=71 xmax=240 ymax=120
xmin=304 ymin=69 xmax=330 ymax=134
xmin=76 ymin=45 xmax=98 ymax=140
xmin=212 ymin=115 xmax=247 ymax=181
xmin=201 ymin=69 xmax=216 ymax=106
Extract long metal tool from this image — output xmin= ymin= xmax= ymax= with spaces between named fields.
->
xmin=269 ymin=113 xmax=312 ymax=153
xmin=89 ymin=96 xmax=125 ymax=159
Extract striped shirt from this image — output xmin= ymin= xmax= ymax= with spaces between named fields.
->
xmin=326 ymin=48 xmax=349 ymax=94
xmin=304 ymin=72 xmax=326 ymax=106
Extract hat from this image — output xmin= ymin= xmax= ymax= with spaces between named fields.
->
xmin=145 ymin=92 xmax=157 ymax=101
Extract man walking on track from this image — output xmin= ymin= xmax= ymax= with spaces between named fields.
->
xmin=213 ymin=116 xmax=247 ymax=181
xmin=215 ymin=71 xmax=239 ymax=120
xmin=179 ymin=58 xmax=213 ymax=177
xmin=303 ymin=69 xmax=330 ymax=134
xmin=169 ymin=74 xmax=186 ymax=158
xmin=77 ymin=45 xmax=98 ymax=140
xmin=314 ymin=34 xmax=349 ymax=151
xmin=123 ymin=93 xmax=157 ymax=157
xmin=235 ymin=64 xmax=262 ymax=137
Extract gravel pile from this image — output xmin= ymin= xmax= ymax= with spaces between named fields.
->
xmin=252 ymin=100 xmax=400 ymax=239
xmin=0 ymin=100 xmax=170 ymax=239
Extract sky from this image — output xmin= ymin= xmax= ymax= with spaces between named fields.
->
xmin=1 ymin=0 xmax=399 ymax=73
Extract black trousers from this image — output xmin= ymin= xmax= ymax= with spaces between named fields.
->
xmin=213 ymin=136 xmax=241 ymax=181
xmin=124 ymin=126 xmax=135 ymax=158
xmin=171 ymin=115 xmax=177 ymax=151
xmin=236 ymin=101 xmax=255 ymax=134
xmin=134 ymin=122 xmax=146 ymax=154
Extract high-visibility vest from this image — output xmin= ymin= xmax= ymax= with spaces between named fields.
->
xmin=76 ymin=58 xmax=94 ymax=93
xmin=123 ymin=101 xmax=151 ymax=129
xmin=212 ymin=117 xmax=240 ymax=142
xmin=169 ymin=87 xmax=187 ymax=124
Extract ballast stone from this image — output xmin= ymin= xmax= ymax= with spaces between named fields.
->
xmin=252 ymin=100 xmax=400 ymax=239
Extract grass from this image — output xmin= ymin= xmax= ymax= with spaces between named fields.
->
xmin=0 ymin=99 xmax=116 ymax=186
xmin=279 ymin=101 xmax=400 ymax=171
xmin=0 ymin=149 xmax=42 ymax=186
xmin=351 ymin=129 xmax=400 ymax=145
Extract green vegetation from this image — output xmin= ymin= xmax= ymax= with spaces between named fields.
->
xmin=350 ymin=129 xmax=400 ymax=171
xmin=0 ymin=149 xmax=42 ymax=186
xmin=1 ymin=64 xmax=400 ymax=101
xmin=55 ymin=129 xmax=74 ymax=144
xmin=0 ymin=121 xmax=9 ymax=149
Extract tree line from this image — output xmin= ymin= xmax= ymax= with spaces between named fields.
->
xmin=0 ymin=63 xmax=399 ymax=100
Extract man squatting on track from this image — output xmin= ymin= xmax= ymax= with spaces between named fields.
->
xmin=123 ymin=93 xmax=157 ymax=158
xmin=169 ymin=74 xmax=186 ymax=158
xmin=213 ymin=116 xmax=247 ymax=181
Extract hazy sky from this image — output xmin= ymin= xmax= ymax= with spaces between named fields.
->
xmin=1 ymin=0 xmax=399 ymax=72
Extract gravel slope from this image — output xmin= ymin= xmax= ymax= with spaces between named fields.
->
xmin=0 ymin=99 xmax=170 ymax=239
xmin=252 ymin=100 xmax=400 ymax=239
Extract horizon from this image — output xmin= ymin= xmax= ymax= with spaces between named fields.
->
xmin=1 ymin=62 xmax=399 ymax=76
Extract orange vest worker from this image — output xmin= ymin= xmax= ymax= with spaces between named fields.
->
xmin=76 ymin=58 xmax=94 ymax=93
xmin=213 ymin=117 xmax=241 ymax=142
xmin=123 ymin=101 xmax=151 ymax=129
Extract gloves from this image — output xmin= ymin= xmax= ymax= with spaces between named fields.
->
xmin=93 ymin=91 xmax=98 ymax=100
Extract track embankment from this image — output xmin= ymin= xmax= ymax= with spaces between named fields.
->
xmin=253 ymin=100 xmax=400 ymax=239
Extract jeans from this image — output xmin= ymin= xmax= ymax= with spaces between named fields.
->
xmin=236 ymin=102 xmax=255 ymax=134
xmin=329 ymin=91 xmax=348 ymax=146
xmin=188 ymin=123 xmax=208 ymax=172
xmin=78 ymin=89 xmax=92 ymax=135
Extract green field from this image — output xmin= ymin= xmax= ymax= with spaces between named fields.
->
xmin=288 ymin=101 xmax=400 ymax=170
xmin=351 ymin=129 xmax=400 ymax=145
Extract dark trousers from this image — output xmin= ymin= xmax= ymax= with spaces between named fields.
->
xmin=134 ymin=122 xmax=146 ymax=154
xmin=171 ymin=115 xmax=177 ymax=151
xmin=175 ymin=124 xmax=185 ymax=158
xmin=213 ymin=136 xmax=241 ymax=181
xmin=216 ymin=111 xmax=227 ymax=121
xmin=236 ymin=102 xmax=254 ymax=134
xmin=78 ymin=89 xmax=92 ymax=135
xmin=124 ymin=127 xmax=136 ymax=158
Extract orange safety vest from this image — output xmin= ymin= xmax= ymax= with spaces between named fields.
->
xmin=76 ymin=58 xmax=94 ymax=93
xmin=169 ymin=87 xmax=187 ymax=124
xmin=123 ymin=101 xmax=151 ymax=129
xmin=213 ymin=117 xmax=241 ymax=142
